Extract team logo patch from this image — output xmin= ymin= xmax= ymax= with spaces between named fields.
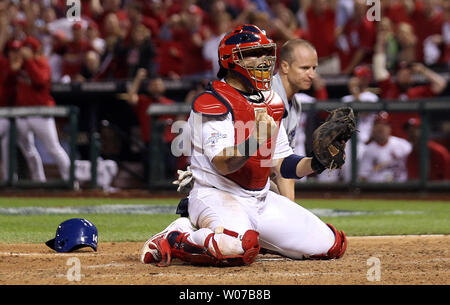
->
xmin=205 ymin=132 xmax=227 ymax=145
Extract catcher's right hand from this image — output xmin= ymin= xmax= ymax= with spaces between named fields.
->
xmin=172 ymin=166 xmax=194 ymax=194
xmin=311 ymin=107 xmax=357 ymax=173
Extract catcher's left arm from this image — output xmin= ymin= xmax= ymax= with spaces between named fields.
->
xmin=275 ymin=107 xmax=357 ymax=180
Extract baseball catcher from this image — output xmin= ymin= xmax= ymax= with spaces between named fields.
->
xmin=142 ymin=24 xmax=349 ymax=267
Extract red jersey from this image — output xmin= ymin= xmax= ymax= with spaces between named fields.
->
xmin=407 ymin=141 xmax=450 ymax=180
xmin=338 ymin=16 xmax=376 ymax=72
xmin=384 ymin=1 xmax=414 ymax=26
xmin=156 ymin=40 xmax=183 ymax=77
xmin=378 ymin=77 xmax=435 ymax=139
xmin=305 ymin=8 xmax=336 ymax=59
xmin=0 ymin=56 xmax=16 ymax=107
xmin=61 ymin=39 xmax=91 ymax=78
xmin=15 ymin=56 xmax=55 ymax=107
xmin=172 ymin=26 xmax=211 ymax=76
xmin=411 ymin=1 xmax=443 ymax=62
xmin=95 ymin=9 xmax=129 ymax=38
xmin=134 ymin=94 xmax=176 ymax=144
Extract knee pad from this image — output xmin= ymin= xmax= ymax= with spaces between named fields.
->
xmin=240 ymin=229 xmax=260 ymax=264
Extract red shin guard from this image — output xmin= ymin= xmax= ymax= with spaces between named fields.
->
xmin=310 ymin=223 xmax=347 ymax=260
xmin=169 ymin=229 xmax=260 ymax=266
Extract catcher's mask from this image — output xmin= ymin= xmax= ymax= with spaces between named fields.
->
xmin=46 ymin=218 xmax=98 ymax=253
xmin=218 ymin=24 xmax=276 ymax=91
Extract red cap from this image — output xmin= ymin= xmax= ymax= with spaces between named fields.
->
xmin=404 ymin=117 xmax=421 ymax=128
xmin=374 ymin=111 xmax=391 ymax=125
xmin=353 ymin=65 xmax=372 ymax=80
xmin=7 ymin=40 xmax=22 ymax=51
xmin=22 ymin=36 xmax=41 ymax=52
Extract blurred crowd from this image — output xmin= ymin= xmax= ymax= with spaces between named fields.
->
xmin=0 ymin=0 xmax=449 ymax=83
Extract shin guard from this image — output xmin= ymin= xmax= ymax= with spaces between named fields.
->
xmin=168 ymin=229 xmax=260 ymax=266
xmin=310 ymin=223 xmax=347 ymax=260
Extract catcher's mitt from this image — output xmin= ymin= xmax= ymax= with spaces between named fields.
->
xmin=311 ymin=107 xmax=357 ymax=173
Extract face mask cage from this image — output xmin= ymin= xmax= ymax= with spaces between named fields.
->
xmin=232 ymin=43 xmax=277 ymax=91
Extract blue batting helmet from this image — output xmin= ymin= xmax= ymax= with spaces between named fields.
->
xmin=45 ymin=218 xmax=98 ymax=253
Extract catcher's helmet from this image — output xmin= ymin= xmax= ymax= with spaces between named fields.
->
xmin=45 ymin=218 xmax=98 ymax=253
xmin=218 ymin=24 xmax=276 ymax=91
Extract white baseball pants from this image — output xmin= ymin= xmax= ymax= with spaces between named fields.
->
xmin=186 ymin=184 xmax=335 ymax=259
xmin=16 ymin=116 xmax=70 ymax=181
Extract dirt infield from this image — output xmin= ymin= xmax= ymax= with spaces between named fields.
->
xmin=0 ymin=235 xmax=448 ymax=285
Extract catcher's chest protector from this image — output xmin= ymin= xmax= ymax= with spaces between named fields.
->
xmin=193 ymin=81 xmax=285 ymax=190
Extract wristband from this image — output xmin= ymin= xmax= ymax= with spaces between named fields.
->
xmin=280 ymin=154 xmax=304 ymax=179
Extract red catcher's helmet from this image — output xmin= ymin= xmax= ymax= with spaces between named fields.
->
xmin=218 ymin=24 xmax=276 ymax=91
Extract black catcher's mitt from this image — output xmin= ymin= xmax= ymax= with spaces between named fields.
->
xmin=311 ymin=107 xmax=357 ymax=173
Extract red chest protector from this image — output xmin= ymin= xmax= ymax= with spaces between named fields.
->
xmin=193 ymin=81 xmax=285 ymax=190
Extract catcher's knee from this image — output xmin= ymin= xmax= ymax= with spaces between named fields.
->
xmin=310 ymin=223 xmax=347 ymax=260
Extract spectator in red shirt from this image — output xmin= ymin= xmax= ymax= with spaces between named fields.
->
xmin=171 ymin=4 xmax=211 ymax=78
xmin=134 ymin=0 xmax=168 ymax=29
xmin=92 ymin=0 xmax=129 ymax=38
xmin=405 ymin=118 xmax=450 ymax=181
xmin=60 ymin=22 xmax=92 ymax=81
xmin=0 ymin=40 xmax=20 ymax=181
xmin=383 ymin=0 xmax=415 ymax=26
xmin=411 ymin=0 xmax=444 ymax=62
xmin=424 ymin=0 xmax=450 ymax=67
xmin=337 ymin=0 xmax=377 ymax=74
xmin=126 ymin=68 xmax=177 ymax=179
xmin=156 ymin=14 xmax=183 ymax=79
xmin=125 ymin=1 xmax=160 ymax=41
xmin=304 ymin=0 xmax=338 ymax=74
xmin=373 ymin=29 xmax=447 ymax=139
